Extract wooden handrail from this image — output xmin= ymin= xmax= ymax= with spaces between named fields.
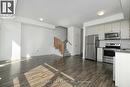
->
xmin=54 ymin=37 xmax=64 ymax=54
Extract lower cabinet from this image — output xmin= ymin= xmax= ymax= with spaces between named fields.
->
xmin=97 ymin=48 xmax=103 ymax=62
xmin=115 ymin=52 xmax=130 ymax=87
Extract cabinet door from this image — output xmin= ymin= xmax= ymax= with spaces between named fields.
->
xmin=111 ymin=22 xmax=121 ymax=33
xmin=121 ymin=20 xmax=130 ymax=39
xmin=86 ymin=26 xmax=98 ymax=35
xmin=104 ymin=23 xmax=112 ymax=33
xmin=97 ymin=48 xmax=103 ymax=62
xmin=86 ymin=28 xmax=93 ymax=35
xmin=98 ymin=25 xmax=105 ymax=40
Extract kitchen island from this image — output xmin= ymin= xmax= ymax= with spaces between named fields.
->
xmin=114 ymin=50 xmax=130 ymax=87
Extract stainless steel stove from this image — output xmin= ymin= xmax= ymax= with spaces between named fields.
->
xmin=103 ymin=43 xmax=121 ymax=63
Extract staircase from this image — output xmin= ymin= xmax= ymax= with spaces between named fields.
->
xmin=63 ymin=48 xmax=71 ymax=57
xmin=63 ymin=39 xmax=71 ymax=57
xmin=54 ymin=37 xmax=71 ymax=57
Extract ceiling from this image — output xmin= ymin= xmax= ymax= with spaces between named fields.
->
xmin=16 ymin=0 xmax=129 ymax=27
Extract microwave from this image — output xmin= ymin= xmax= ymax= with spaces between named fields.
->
xmin=105 ymin=33 xmax=120 ymax=40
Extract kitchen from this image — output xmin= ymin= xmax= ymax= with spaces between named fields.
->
xmin=83 ymin=20 xmax=130 ymax=87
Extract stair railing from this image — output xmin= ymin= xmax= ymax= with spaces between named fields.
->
xmin=63 ymin=40 xmax=72 ymax=49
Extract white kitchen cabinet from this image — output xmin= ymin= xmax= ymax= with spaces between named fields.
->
xmin=121 ymin=20 xmax=130 ymax=39
xmin=98 ymin=25 xmax=105 ymax=40
xmin=86 ymin=27 xmax=93 ymax=35
xmin=86 ymin=25 xmax=104 ymax=40
xmin=85 ymin=20 xmax=130 ymax=39
xmin=86 ymin=28 xmax=93 ymax=35
xmin=86 ymin=26 xmax=98 ymax=35
xmin=111 ymin=22 xmax=121 ymax=33
xmin=97 ymin=48 xmax=103 ymax=62
xmin=104 ymin=22 xmax=121 ymax=33
xmin=104 ymin=23 xmax=112 ymax=33
xmin=115 ymin=52 xmax=130 ymax=87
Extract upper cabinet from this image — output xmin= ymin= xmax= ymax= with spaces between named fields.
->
xmin=104 ymin=22 xmax=120 ymax=33
xmin=85 ymin=20 xmax=130 ymax=40
xmin=111 ymin=22 xmax=121 ymax=33
xmin=86 ymin=26 xmax=98 ymax=35
xmin=120 ymin=20 xmax=130 ymax=39
xmin=104 ymin=23 xmax=112 ymax=33
xmin=98 ymin=25 xmax=105 ymax=40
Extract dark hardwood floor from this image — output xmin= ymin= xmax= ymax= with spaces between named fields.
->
xmin=0 ymin=55 xmax=115 ymax=87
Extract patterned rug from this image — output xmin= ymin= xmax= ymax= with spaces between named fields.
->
xmin=24 ymin=65 xmax=55 ymax=87
xmin=13 ymin=65 xmax=73 ymax=87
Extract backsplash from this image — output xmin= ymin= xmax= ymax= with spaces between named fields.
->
xmin=121 ymin=40 xmax=130 ymax=49
xmin=99 ymin=40 xmax=130 ymax=49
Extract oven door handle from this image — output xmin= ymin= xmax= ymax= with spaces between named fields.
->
xmin=104 ymin=49 xmax=115 ymax=51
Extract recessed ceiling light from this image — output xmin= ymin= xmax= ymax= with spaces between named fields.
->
xmin=0 ymin=77 xmax=2 ymax=80
xmin=39 ymin=18 xmax=44 ymax=22
xmin=97 ymin=11 xmax=105 ymax=16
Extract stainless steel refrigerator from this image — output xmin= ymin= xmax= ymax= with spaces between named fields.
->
xmin=85 ymin=35 xmax=99 ymax=60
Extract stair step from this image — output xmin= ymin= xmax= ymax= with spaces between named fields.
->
xmin=63 ymin=51 xmax=71 ymax=57
xmin=64 ymin=54 xmax=71 ymax=57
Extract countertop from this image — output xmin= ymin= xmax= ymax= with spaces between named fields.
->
xmin=115 ymin=49 xmax=130 ymax=53
xmin=98 ymin=47 xmax=130 ymax=53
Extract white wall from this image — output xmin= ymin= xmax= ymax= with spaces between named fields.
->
xmin=15 ymin=16 xmax=55 ymax=29
xmin=0 ymin=20 xmax=21 ymax=61
xmin=67 ymin=27 xmax=81 ymax=55
xmin=21 ymin=24 xmax=53 ymax=57
xmin=73 ymin=27 xmax=81 ymax=55
xmin=0 ymin=19 xmax=66 ymax=60
xmin=67 ymin=27 xmax=74 ymax=55
xmin=21 ymin=24 xmax=66 ymax=57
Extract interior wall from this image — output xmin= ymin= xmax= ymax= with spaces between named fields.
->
xmin=67 ymin=27 xmax=74 ymax=55
xmin=67 ymin=27 xmax=81 ymax=55
xmin=0 ymin=19 xmax=66 ymax=60
xmin=0 ymin=20 xmax=21 ymax=61
xmin=21 ymin=24 xmax=53 ymax=57
xmin=21 ymin=24 xmax=66 ymax=57
xmin=73 ymin=27 xmax=81 ymax=55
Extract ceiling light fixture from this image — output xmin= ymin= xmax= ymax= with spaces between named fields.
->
xmin=39 ymin=18 xmax=44 ymax=22
xmin=97 ymin=10 xmax=105 ymax=16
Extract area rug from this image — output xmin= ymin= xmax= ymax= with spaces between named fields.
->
xmin=24 ymin=65 xmax=55 ymax=87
